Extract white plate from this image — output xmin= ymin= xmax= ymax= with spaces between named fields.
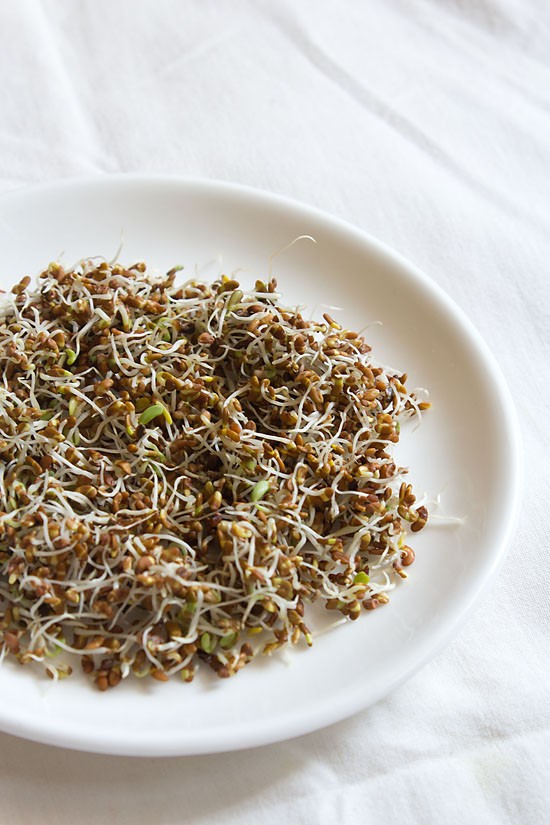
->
xmin=0 ymin=176 xmax=521 ymax=756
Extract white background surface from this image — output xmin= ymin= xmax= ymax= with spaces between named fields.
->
xmin=0 ymin=0 xmax=548 ymax=823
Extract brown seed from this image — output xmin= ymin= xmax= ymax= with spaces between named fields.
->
xmin=125 ymin=294 xmax=146 ymax=309
xmin=401 ymin=546 xmax=415 ymax=566
xmin=85 ymin=636 xmax=105 ymax=650
xmin=219 ymin=279 xmax=240 ymax=293
xmin=136 ymin=555 xmax=154 ymax=572
xmin=11 ymin=276 xmax=31 ymax=294
xmin=322 ymin=312 xmax=342 ymax=329
xmin=75 ymin=484 xmax=98 ymax=500
xmin=25 ymin=457 xmax=43 ymax=475
xmin=151 ymin=668 xmax=170 ymax=682
xmin=411 ymin=505 xmax=428 ymax=532
xmin=42 ymin=426 xmax=64 ymax=442
xmin=94 ymin=378 xmax=114 ymax=396
xmin=114 ymin=460 xmax=133 ymax=475
xmin=3 ymin=631 xmax=20 ymax=653
xmin=81 ymin=656 xmax=94 ymax=674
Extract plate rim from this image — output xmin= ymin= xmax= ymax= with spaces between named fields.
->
xmin=0 ymin=174 xmax=522 ymax=756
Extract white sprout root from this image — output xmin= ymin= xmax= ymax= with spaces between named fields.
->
xmin=0 ymin=260 xmax=429 ymax=689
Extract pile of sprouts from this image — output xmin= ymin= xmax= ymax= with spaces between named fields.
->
xmin=0 ymin=260 xmax=429 ymax=689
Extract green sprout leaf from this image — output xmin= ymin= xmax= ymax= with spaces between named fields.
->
xmin=138 ymin=403 xmax=173 ymax=426
xmin=250 ymin=480 xmax=269 ymax=502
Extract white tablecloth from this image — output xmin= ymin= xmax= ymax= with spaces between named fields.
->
xmin=0 ymin=1 xmax=548 ymax=822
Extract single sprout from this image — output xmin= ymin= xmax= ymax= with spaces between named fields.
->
xmin=227 ymin=289 xmax=243 ymax=310
xmin=250 ymin=480 xmax=270 ymax=502
xmin=65 ymin=349 xmax=77 ymax=366
xmin=180 ymin=602 xmax=196 ymax=616
xmin=353 ymin=572 xmax=370 ymax=585
xmin=200 ymin=632 xmax=216 ymax=654
xmin=220 ymin=632 xmax=239 ymax=649
xmin=138 ymin=403 xmax=172 ymax=426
